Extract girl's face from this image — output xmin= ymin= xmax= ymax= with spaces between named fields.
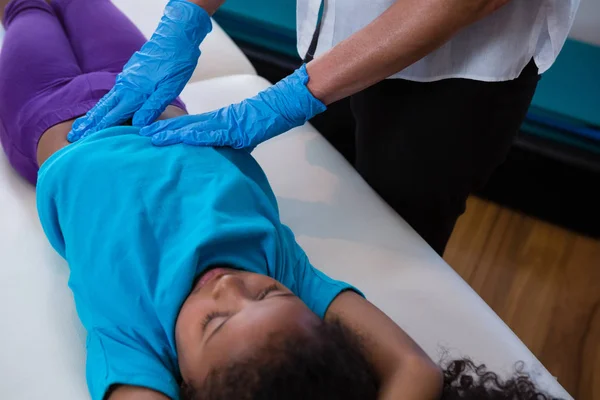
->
xmin=175 ymin=267 xmax=320 ymax=384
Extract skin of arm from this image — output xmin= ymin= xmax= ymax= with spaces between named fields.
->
xmin=187 ymin=0 xmax=510 ymax=105
xmin=326 ymin=291 xmax=443 ymax=400
xmin=188 ymin=0 xmax=226 ymax=15
xmin=307 ymin=0 xmax=511 ymax=104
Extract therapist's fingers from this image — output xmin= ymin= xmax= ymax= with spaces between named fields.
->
xmin=79 ymin=102 xmax=135 ymax=140
xmin=139 ymin=115 xmax=201 ymax=137
xmin=132 ymin=88 xmax=174 ymax=127
xmin=149 ymin=122 xmax=227 ymax=146
xmin=168 ymin=121 xmax=238 ymax=147
xmin=181 ymin=129 xmax=230 ymax=147
xmin=140 ymin=120 xmax=179 ymax=137
xmin=149 ymin=130 xmax=185 ymax=146
xmin=68 ymin=91 xmax=119 ymax=142
xmin=68 ymin=116 xmax=90 ymax=143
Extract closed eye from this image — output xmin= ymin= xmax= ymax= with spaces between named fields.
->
xmin=256 ymin=284 xmax=280 ymax=301
xmin=201 ymin=285 xmax=280 ymax=334
xmin=203 ymin=286 xmax=295 ymax=344
xmin=201 ymin=311 xmax=231 ymax=333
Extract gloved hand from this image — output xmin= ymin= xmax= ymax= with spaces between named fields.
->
xmin=68 ymin=0 xmax=212 ymax=142
xmin=139 ymin=65 xmax=326 ymax=148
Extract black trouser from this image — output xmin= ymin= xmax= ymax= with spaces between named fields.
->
xmin=350 ymin=60 xmax=540 ymax=255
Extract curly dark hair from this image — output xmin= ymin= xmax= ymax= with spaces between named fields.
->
xmin=181 ymin=319 xmax=560 ymax=400
xmin=181 ymin=318 xmax=379 ymax=400
xmin=441 ymin=358 xmax=561 ymax=400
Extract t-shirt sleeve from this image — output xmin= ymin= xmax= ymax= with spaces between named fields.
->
xmin=278 ymin=226 xmax=364 ymax=319
xmin=86 ymin=330 xmax=180 ymax=400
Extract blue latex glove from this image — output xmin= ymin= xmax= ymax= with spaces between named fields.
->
xmin=68 ymin=0 xmax=212 ymax=142
xmin=139 ymin=65 xmax=326 ymax=148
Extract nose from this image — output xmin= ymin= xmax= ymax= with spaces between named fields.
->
xmin=211 ymin=274 xmax=252 ymax=304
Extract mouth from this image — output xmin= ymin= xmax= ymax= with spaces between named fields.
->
xmin=194 ymin=267 xmax=231 ymax=291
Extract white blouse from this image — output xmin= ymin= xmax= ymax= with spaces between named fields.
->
xmin=296 ymin=0 xmax=580 ymax=82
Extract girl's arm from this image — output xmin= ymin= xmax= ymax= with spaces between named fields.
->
xmin=326 ymin=291 xmax=443 ymax=400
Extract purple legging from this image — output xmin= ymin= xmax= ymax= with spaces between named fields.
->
xmin=0 ymin=0 xmax=186 ymax=184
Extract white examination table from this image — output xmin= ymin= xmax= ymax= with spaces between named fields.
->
xmin=0 ymin=1 xmax=571 ymax=399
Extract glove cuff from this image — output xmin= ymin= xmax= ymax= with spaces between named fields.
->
xmin=268 ymin=65 xmax=326 ymax=126
xmin=163 ymin=0 xmax=213 ymax=47
xmin=292 ymin=65 xmax=327 ymax=120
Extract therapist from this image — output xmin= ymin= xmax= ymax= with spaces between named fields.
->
xmin=69 ymin=0 xmax=579 ymax=255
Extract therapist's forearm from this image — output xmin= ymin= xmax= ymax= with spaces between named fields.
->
xmin=306 ymin=0 xmax=510 ymax=105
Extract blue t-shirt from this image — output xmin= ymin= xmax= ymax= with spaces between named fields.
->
xmin=36 ymin=126 xmax=357 ymax=400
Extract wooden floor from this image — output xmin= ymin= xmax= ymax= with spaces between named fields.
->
xmin=444 ymin=197 xmax=600 ymax=400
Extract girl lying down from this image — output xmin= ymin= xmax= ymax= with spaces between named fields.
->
xmin=0 ymin=0 xmax=559 ymax=399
